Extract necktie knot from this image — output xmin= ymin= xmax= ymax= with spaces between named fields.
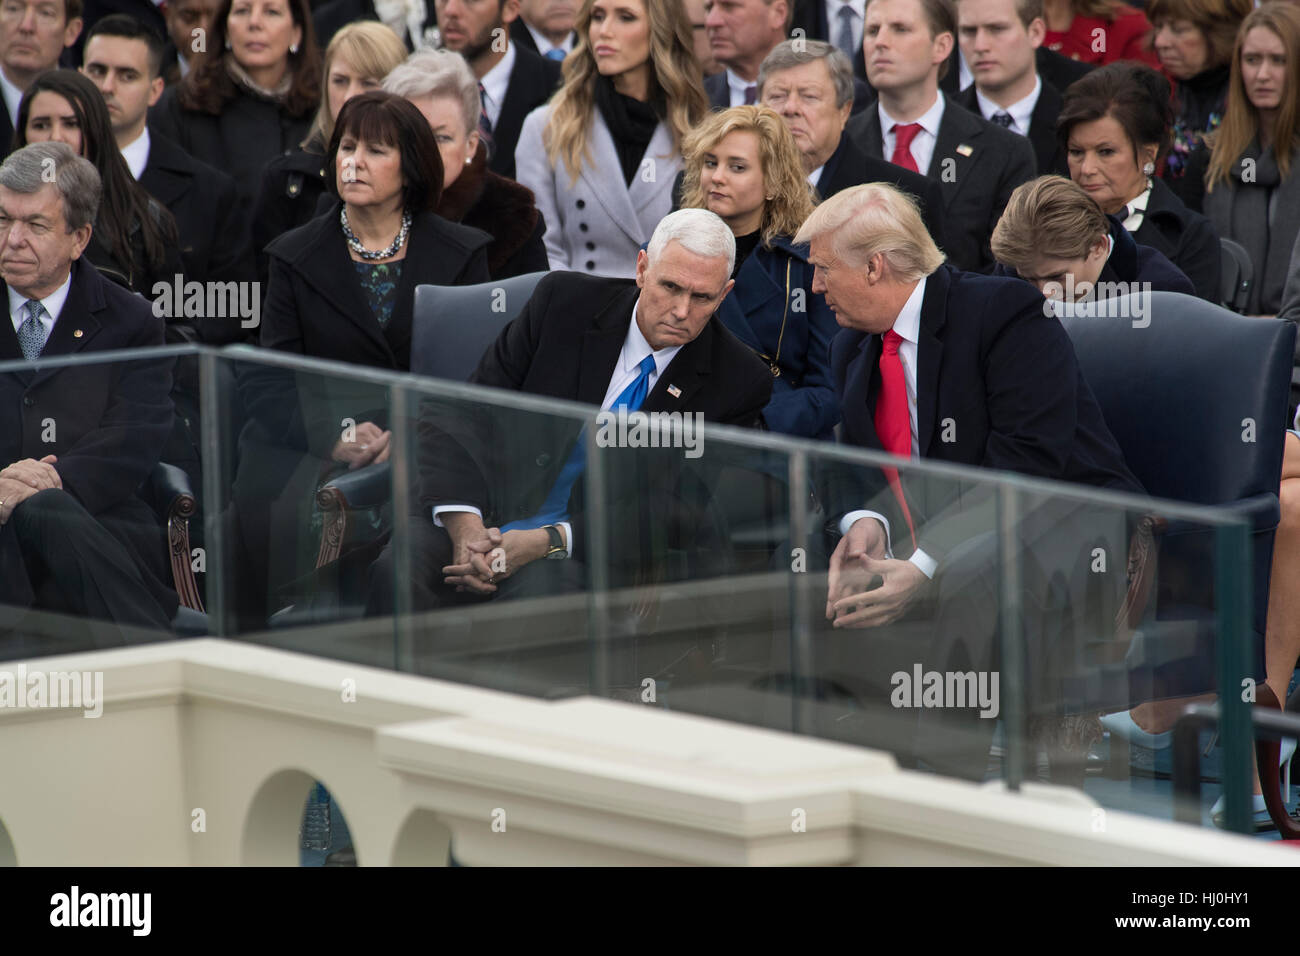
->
xmin=990 ymin=111 xmax=1014 ymax=129
xmin=892 ymin=122 xmax=923 ymax=151
xmin=882 ymin=328 xmax=903 ymax=355
xmin=545 ymin=47 xmax=566 ymax=61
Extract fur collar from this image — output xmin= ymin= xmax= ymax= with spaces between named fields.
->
xmin=438 ymin=144 xmax=540 ymax=276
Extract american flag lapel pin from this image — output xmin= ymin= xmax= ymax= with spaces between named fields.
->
xmin=956 ymin=144 xmax=973 ymax=157
xmin=667 ymin=384 xmax=681 ymax=398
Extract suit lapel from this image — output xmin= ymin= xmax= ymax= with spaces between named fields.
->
xmin=581 ymin=111 xmax=647 ymax=247
xmin=139 ymin=135 xmax=191 ymax=208
xmin=577 ymin=285 xmax=639 ymax=406
xmin=628 ymin=121 xmax=676 ymax=225
xmin=927 ymin=95 xmax=980 ymax=206
xmin=645 ymin=318 xmax=712 ymax=412
xmin=27 ymin=263 xmax=105 ymax=387
xmin=914 ymin=270 xmax=947 ymax=457
xmin=1028 ymin=85 xmax=1062 ymax=174
xmin=854 ymin=103 xmax=886 ymax=158
xmin=291 ymin=211 xmax=396 ymax=363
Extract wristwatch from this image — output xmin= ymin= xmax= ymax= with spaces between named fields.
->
xmin=542 ymin=524 xmax=568 ymax=560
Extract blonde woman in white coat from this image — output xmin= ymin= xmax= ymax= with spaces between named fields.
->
xmin=515 ymin=0 xmax=708 ymax=278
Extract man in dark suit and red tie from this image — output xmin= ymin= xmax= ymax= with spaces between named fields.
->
xmin=793 ymin=182 xmax=1142 ymax=775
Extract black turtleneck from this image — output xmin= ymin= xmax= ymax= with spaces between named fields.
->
xmin=593 ymin=75 xmax=664 ymax=186
xmin=732 ymin=230 xmax=762 ymax=278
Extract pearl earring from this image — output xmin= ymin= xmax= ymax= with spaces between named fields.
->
xmin=1142 ymin=161 xmax=1155 ymax=175
xmin=290 ymin=43 xmax=299 ymax=54
xmin=465 ymin=156 xmax=472 ymax=165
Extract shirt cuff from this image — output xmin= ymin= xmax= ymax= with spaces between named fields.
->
xmin=556 ymin=521 xmax=573 ymax=561
xmin=432 ymin=505 xmax=482 ymax=527
xmin=909 ymin=549 xmax=938 ymax=580
xmin=839 ymin=510 xmax=893 ymax=556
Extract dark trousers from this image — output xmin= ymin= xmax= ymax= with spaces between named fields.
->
xmin=0 ymin=489 xmax=175 ymax=658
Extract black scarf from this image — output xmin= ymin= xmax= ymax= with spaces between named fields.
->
xmin=593 ymin=75 xmax=662 ymax=186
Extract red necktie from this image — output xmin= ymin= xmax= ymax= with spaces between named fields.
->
xmin=873 ymin=329 xmax=917 ymax=550
xmin=890 ymin=122 xmax=923 ymax=173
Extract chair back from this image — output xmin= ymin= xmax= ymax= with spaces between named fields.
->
xmin=411 ymin=272 xmax=548 ymax=381
xmin=1219 ymin=237 xmax=1254 ymax=314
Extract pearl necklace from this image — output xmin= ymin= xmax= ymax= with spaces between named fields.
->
xmin=341 ymin=207 xmax=411 ymax=261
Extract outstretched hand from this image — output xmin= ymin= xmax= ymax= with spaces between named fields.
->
xmin=829 ymin=554 xmax=928 ymax=629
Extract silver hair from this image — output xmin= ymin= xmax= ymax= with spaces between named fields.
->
xmin=646 ymin=208 xmax=736 ymax=277
xmin=383 ymin=49 xmax=480 ymax=140
xmin=758 ymin=39 xmax=855 ymax=110
xmin=0 ymin=142 xmax=101 ymax=232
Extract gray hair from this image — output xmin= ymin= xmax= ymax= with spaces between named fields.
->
xmin=383 ymin=49 xmax=480 ymax=139
xmin=646 ymin=208 xmax=736 ymax=277
xmin=0 ymin=142 xmax=101 ymax=232
xmin=758 ymin=39 xmax=855 ymax=110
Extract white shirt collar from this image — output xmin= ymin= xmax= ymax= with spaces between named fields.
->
xmin=8 ymin=268 xmax=73 ymax=336
xmin=0 ymin=67 xmax=23 ymax=128
xmin=1122 ymin=181 xmax=1153 ymax=232
xmin=807 ymin=164 xmax=825 ymax=188
xmin=526 ymin=21 xmax=574 ymax=56
xmin=890 ymin=276 xmax=925 ymax=347
xmin=975 ymin=75 xmax=1040 ymax=136
xmin=121 ymin=126 xmax=151 ymax=181
xmin=725 ymin=67 xmax=757 ymax=102
xmin=178 ymin=53 xmax=192 ymax=78
xmin=478 ymin=41 xmax=515 ymax=130
xmin=878 ymin=91 xmax=945 ymax=141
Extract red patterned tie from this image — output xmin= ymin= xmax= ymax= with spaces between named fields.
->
xmin=890 ymin=122 xmax=923 ymax=173
xmin=873 ymin=329 xmax=917 ymax=550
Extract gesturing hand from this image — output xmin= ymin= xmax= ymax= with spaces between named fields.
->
xmin=830 ymin=554 xmax=929 ymax=629
xmin=826 ymin=516 xmax=888 ymax=621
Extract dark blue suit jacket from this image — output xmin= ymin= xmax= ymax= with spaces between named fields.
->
xmin=827 ymin=266 xmax=1141 ymax=561
xmin=994 ymin=215 xmax=1196 ymax=296
xmin=716 ymin=236 xmax=840 ymax=439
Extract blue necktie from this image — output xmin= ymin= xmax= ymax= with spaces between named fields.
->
xmin=835 ymin=5 xmax=856 ymax=62
xmin=544 ymin=48 xmax=566 ymax=62
xmin=17 ymin=299 xmax=47 ymax=361
xmin=502 ymin=354 xmax=657 ymax=531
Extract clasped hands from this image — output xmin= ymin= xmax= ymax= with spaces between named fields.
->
xmin=0 ymin=454 xmax=59 ymax=523
xmin=440 ymin=512 xmax=560 ymax=595
xmin=826 ymin=516 xmax=929 ymax=628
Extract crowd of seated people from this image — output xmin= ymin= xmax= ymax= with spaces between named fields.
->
xmin=5 ymin=0 xmax=1300 ymax=829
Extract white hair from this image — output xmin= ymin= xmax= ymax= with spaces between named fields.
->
xmin=646 ymin=208 xmax=736 ymax=277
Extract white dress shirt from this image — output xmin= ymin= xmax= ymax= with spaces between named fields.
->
xmin=838 ymin=277 xmax=939 ymax=579
xmin=975 ymin=75 xmax=1040 ymax=137
xmin=879 ymin=93 xmax=945 ymax=178
xmin=825 ymin=0 xmax=866 ymax=58
xmin=724 ymin=68 xmax=758 ymax=107
xmin=525 ymin=21 xmax=575 ymax=57
xmin=807 ymin=165 xmax=825 ymax=189
xmin=0 ymin=67 xmax=22 ymax=129
xmin=1122 ymin=182 xmax=1153 ymax=233
xmin=478 ymin=41 xmax=516 ymax=131
xmin=120 ymin=127 xmax=151 ymax=181
xmin=9 ymin=270 xmax=72 ymax=338
xmin=433 ymin=297 xmax=683 ymax=559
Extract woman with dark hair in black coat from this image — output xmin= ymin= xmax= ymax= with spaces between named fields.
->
xmin=1057 ymin=61 xmax=1222 ymax=302
xmin=150 ymin=0 xmax=323 ymax=217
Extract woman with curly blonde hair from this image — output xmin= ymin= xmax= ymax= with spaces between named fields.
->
xmin=678 ymin=106 xmax=837 ymax=439
xmin=514 ymin=0 xmax=708 ymax=278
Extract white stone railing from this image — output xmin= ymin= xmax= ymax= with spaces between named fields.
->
xmin=0 ymin=639 xmax=1291 ymax=866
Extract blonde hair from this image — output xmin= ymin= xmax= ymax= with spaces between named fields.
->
xmin=793 ymin=182 xmax=945 ymax=281
xmin=1206 ymin=3 xmax=1300 ymax=189
xmin=306 ymin=21 xmax=408 ymax=149
xmin=991 ymin=176 xmax=1109 ymax=272
xmin=544 ymin=0 xmax=708 ymax=185
xmin=679 ymin=106 xmax=816 ymax=246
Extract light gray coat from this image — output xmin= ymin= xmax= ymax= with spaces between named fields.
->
xmin=514 ymin=103 xmax=682 ymax=279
